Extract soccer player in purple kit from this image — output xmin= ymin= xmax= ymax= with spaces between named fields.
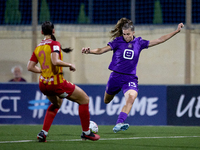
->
xmin=82 ymin=18 xmax=184 ymax=133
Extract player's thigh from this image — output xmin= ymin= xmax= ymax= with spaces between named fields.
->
xmin=67 ymin=85 xmax=89 ymax=105
xmin=47 ymin=95 xmax=63 ymax=108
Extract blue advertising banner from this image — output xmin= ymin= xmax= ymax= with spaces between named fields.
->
xmin=81 ymin=85 xmax=167 ymax=125
xmin=0 ymin=83 xmax=167 ymax=125
xmin=167 ymin=85 xmax=200 ymax=126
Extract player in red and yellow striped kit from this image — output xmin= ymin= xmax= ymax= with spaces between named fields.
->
xmin=27 ymin=21 xmax=100 ymax=142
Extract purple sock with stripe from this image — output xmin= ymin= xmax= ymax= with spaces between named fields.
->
xmin=116 ymin=112 xmax=128 ymax=124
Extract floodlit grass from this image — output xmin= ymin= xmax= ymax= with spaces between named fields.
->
xmin=0 ymin=125 xmax=200 ymax=150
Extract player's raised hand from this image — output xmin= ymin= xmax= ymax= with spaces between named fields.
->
xmin=82 ymin=47 xmax=90 ymax=54
xmin=176 ymin=23 xmax=184 ymax=32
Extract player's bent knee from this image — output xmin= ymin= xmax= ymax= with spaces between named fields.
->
xmin=128 ymin=93 xmax=137 ymax=101
xmin=80 ymin=94 xmax=89 ymax=104
xmin=85 ymin=95 xmax=90 ymax=103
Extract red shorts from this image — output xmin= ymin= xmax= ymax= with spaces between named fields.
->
xmin=39 ymin=80 xmax=75 ymax=98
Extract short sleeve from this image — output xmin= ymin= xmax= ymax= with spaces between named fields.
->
xmin=30 ymin=52 xmax=38 ymax=63
xmin=139 ymin=38 xmax=149 ymax=50
xmin=107 ymin=37 xmax=120 ymax=50
xmin=50 ymin=41 xmax=61 ymax=53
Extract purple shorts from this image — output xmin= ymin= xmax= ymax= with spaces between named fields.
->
xmin=106 ymin=71 xmax=138 ymax=95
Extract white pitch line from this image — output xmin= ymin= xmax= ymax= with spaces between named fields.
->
xmin=99 ymin=136 xmax=200 ymax=141
xmin=0 ymin=115 xmax=22 ymax=118
xmin=0 ymin=90 xmax=21 ymax=93
xmin=0 ymin=136 xmax=200 ymax=144
xmin=0 ymin=140 xmax=33 ymax=143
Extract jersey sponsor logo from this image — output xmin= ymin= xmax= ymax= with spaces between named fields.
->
xmin=53 ymin=45 xmax=60 ymax=52
xmin=123 ymin=49 xmax=134 ymax=60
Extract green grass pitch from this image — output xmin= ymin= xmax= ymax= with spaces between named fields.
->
xmin=0 ymin=125 xmax=200 ymax=150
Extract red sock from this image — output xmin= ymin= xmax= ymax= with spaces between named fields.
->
xmin=42 ymin=104 xmax=59 ymax=132
xmin=79 ymin=104 xmax=90 ymax=131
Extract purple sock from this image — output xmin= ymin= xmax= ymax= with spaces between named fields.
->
xmin=116 ymin=112 xmax=128 ymax=124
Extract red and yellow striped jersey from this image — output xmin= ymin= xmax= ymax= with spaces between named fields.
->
xmin=30 ymin=39 xmax=64 ymax=85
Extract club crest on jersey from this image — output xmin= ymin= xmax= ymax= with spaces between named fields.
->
xmin=128 ymin=44 xmax=132 ymax=48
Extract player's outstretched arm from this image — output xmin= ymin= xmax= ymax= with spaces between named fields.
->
xmin=148 ymin=23 xmax=184 ymax=48
xmin=82 ymin=46 xmax=112 ymax=55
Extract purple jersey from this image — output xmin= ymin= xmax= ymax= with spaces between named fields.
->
xmin=108 ymin=36 xmax=149 ymax=75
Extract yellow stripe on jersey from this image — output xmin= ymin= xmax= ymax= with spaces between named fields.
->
xmin=59 ymin=74 xmax=63 ymax=83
